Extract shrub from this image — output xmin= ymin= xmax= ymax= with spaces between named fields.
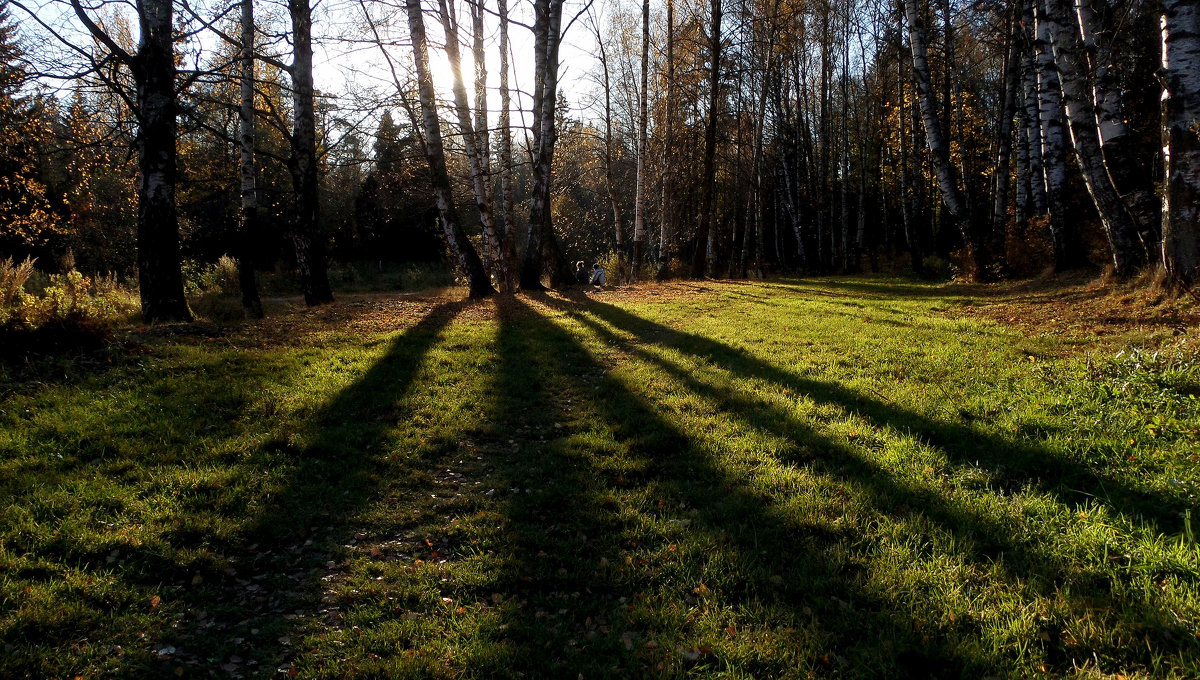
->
xmin=0 ymin=256 xmax=36 ymax=311
xmin=0 ymin=265 xmax=137 ymax=359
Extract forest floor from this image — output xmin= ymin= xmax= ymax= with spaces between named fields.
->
xmin=2 ymin=274 xmax=1199 ymax=679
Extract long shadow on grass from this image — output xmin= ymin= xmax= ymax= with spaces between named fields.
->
xmin=550 ymin=295 xmax=1199 ymax=670
xmin=90 ymin=301 xmax=465 ymax=676
xmin=578 ymin=295 xmax=1186 ymax=531
xmin=466 ymin=296 xmax=990 ymax=678
xmin=552 ymin=296 xmax=1200 ymax=666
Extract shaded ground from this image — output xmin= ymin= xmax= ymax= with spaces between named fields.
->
xmin=2 ymin=275 xmax=1198 ymax=679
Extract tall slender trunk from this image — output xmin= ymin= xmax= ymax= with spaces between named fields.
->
xmin=595 ymin=30 xmax=624 ymax=278
xmin=903 ymin=0 xmax=985 ymax=278
xmin=691 ymin=0 xmax=722 ymax=278
xmin=1014 ymin=100 xmax=1031 ymax=224
xmin=288 ymin=0 xmax=333 ymax=306
xmin=1018 ymin=13 xmax=1047 ymax=218
xmin=630 ymin=0 xmax=650 ymax=280
xmin=990 ymin=8 xmax=1020 ymax=267
xmin=497 ymin=0 xmax=519 ymax=290
xmin=897 ymin=29 xmax=922 ymax=276
xmin=238 ymin=0 xmax=263 ymax=319
xmin=1161 ymin=0 xmax=1200 ymax=286
xmin=520 ymin=0 xmax=572 ymax=289
xmin=1043 ymin=0 xmax=1145 ymax=275
xmin=437 ymin=0 xmax=507 ymax=291
xmin=1031 ymin=0 xmax=1072 ymax=268
xmin=656 ymin=0 xmax=675 ymax=278
xmin=405 ymin=0 xmax=494 ymax=297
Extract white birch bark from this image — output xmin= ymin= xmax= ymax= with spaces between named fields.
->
xmin=1161 ymin=0 xmax=1200 ymax=285
xmin=405 ymin=0 xmax=494 ymax=297
xmin=496 ymin=0 xmax=519 ymax=290
xmin=1032 ymin=0 xmax=1073 ymax=269
xmin=630 ymin=0 xmax=650 ymax=280
xmin=437 ymin=0 xmax=508 ymax=291
xmin=238 ymin=0 xmax=263 ymax=318
xmin=1043 ymin=0 xmax=1145 ymax=275
xmin=903 ymin=0 xmax=984 ymax=277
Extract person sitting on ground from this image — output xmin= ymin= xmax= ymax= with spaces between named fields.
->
xmin=591 ymin=263 xmax=606 ymax=286
xmin=575 ymin=260 xmax=589 ymax=284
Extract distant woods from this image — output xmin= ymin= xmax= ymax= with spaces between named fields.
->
xmin=1 ymin=0 xmax=1198 ymax=321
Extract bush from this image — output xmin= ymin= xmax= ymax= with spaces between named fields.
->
xmin=0 ymin=256 xmax=36 ymax=312
xmin=1 ymin=265 xmax=138 ymax=359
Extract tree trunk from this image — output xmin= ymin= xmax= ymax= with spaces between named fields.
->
xmin=656 ymin=0 xmax=675 ymax=278
xmin=1161 ymin=0 xmax=1200 ymax=286
xmin=520 ymin=0 xmax=572 ymax=289
xmin=903 ymin=0 xmax=985 ymax=278
xmin=497 ymin=0 xmax=519 ymax=291
xmin=1042 ymin=0 xmax=1145 ymax=276
xmin=1078 ymin=0 xmax=1160 ymax=248
xmin=630 ymin=0 xmax=650 ymax=281
xmin=691 ymin=0 xmax=722 ymax=279
xmin=129 ymin=0 xmax=192 ymax=321
xmin=1031 ymin=0 xmax=1073 ymax=269
xmin=405 ymin=0 xmax=494 ymax=297
xmin=1017 ymin=13 xmax=1048 ymax=219
xmin=594 ymin=25 xmax=624 ymax=280
xmin=288 ymin=0 xmax=333 ymax=306
xmin=238 ymin=0 xmax=264 ymax=319
xmin=990 ymin=9 xmax=1020 ymax=267
xmin=437 ymin=0 xmax=508 ymax=290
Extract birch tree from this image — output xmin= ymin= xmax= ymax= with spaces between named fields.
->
xmin=690 ymin=0 xmax=722 ymax=278
xmin=27 ymin=0 xmax=194 ymax=321
xmin=1042 ymin=0 xmax=1144 ymax=276
xmin=403 ymin=0 xmax=493 ymax=297
xmin=630 ymin=0 xmax=650 ymax=280
xmin=520 ymin=0 xmax=573 ymax=289
xmin=238 ymin=0 xmax=263 ymax=318
xmin=903 ymin=0 xmax=985 ymax=279
xmin=1161 ymin=0 xmax=1200 ymax=286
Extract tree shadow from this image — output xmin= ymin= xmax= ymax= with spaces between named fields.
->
xmin=1 ymin=300 xmax=467 ymax=677
xmin=528 ymin=293 xmax=1196 ymax=674
xmin=576 ymin=295 xmax=1188 ymax=530
xmin=455 ymin=296 xmax=1011 ymax=677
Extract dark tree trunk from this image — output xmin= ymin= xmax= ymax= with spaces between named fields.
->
xmin=70 ymin=0 xmax=191 ymax=322
xmin=288 ymin=0 xmax=333 ymax=306
xmin=405 ymin=0 xmax=494 ymax=297
xmin=691 ymin=0 xmax=722 ymax=278
xmin=238 ymin=0 xmax=263 ymax=319
xmin=133 ymin=0 xmax=191 ymax=322
xmin=520 ymin=0 xmax=572 ymax=289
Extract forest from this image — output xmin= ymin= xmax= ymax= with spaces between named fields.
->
xmin=0 ymin=0 xmax=1198 ymax=319
xmin=2 ymin=0 xmax=1200 ymax=677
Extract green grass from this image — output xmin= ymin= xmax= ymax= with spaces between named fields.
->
xmin=1 ymin=277 xmax=1198 ymax=678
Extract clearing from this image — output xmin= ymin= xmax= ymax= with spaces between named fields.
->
xmin=2 ymin=276 xmax=1198 ymax=678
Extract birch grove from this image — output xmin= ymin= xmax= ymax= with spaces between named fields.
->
xmin=7 ymin=0 xmax=1200 ymax=303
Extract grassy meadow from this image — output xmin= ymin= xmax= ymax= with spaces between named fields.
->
xmin=1 ymin=277 xmax=1199 ymax=678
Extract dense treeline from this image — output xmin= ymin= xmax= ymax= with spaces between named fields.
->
xmin=1 ymin=0 xmax=1198 ymax=322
